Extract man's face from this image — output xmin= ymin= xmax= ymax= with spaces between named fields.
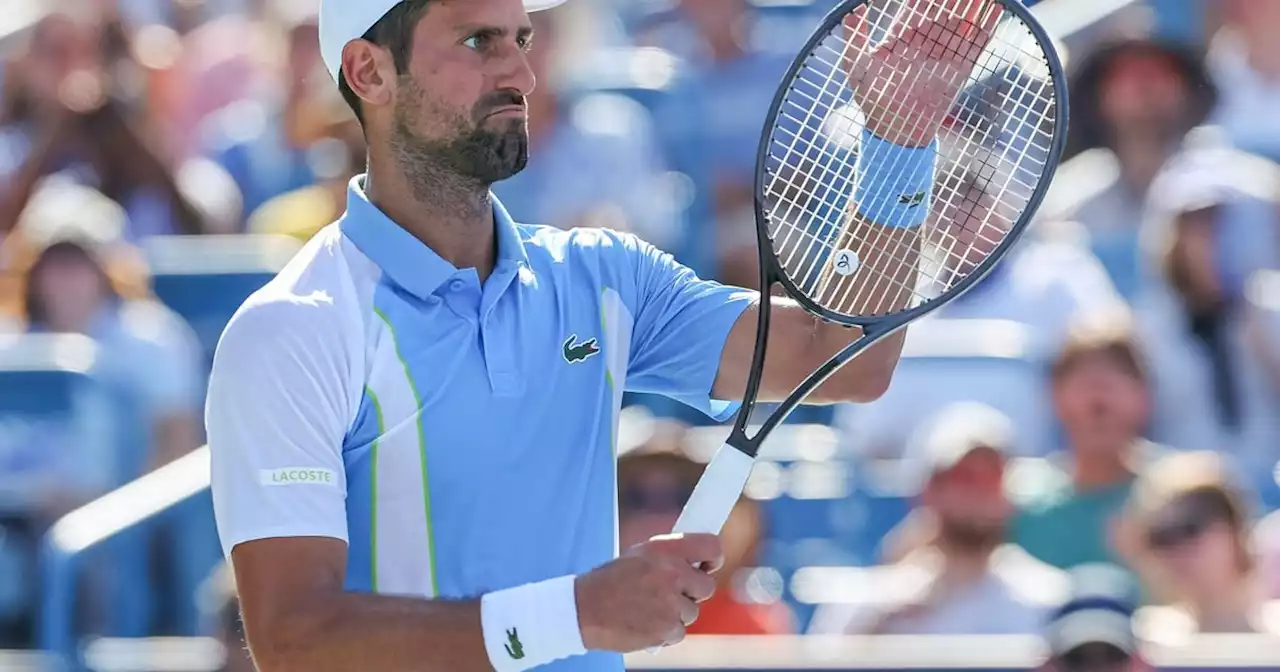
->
xmin=1052 ymin=356 xmax=1149 ymax=455
xmin=383 ymin=0 xmax=537 ymax=185
xmin=1144 ymin=497 xmax=1242 ymax=601
xmin=678 ymin=0 xmax=749 ymax=41
xmin=923 ymin=447 xmax=1011 ymax=549
xmin=1097 ymin=50 xmax=1190 ymax=142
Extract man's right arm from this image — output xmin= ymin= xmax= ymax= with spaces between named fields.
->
xmin=208 ymin=293 xmax=723 ymax=672
xmin=209 ymin=297 xmax=517 ymax=670
xmin=231 ymin=537 xmax=492 ymax=671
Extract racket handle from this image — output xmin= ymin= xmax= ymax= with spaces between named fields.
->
xmin=671 ymin=443 xmax=756 ymax=535
xmin=646 ymin=444 xmax=755 ymax=655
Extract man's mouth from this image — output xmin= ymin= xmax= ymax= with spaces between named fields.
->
xmin=484 ymin=105 xmax=527 ymax=120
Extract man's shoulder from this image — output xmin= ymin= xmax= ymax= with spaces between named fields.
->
xmin=217 ymin=227 xmax=371 ymax=359
xmin=519 ymin=225 xmax=656 ymax=267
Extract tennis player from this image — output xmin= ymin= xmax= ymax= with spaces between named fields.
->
xmin=205 ymin=0 xmax=984 ymax=670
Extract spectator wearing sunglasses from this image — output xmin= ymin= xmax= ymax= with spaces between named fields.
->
xmin=616 ymin=426 xmax=795 ymax=635
xmin=1115 ymin=451 xmax=1280 ymax=640
xmin=1042 ymin=564 xmax=1147 ymax=672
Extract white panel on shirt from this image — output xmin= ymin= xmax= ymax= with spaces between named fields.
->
xmin=206 ymin=225 xmax=372 ymax=557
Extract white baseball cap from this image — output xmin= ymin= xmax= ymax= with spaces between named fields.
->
xmin=319 ymin=0 xmax=569 ymax=84
xmin=1045 ymin=564 xmax=1138 ymax=657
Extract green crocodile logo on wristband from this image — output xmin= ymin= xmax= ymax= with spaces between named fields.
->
xmin=504 ymin=628 xmax=525 ymax=660
xmin=898 ymin=191 xmax=927 ymax=207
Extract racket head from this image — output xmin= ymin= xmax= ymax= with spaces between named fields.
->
xmin=752 ymin=0 xmax=1069 ymax=327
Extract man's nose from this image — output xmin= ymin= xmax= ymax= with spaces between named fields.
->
xmin=495 ymin=45 xmax=537 ymax=97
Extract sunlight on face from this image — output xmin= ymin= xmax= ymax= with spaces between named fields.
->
xmin=388 ymin=0 xmax=538 ymax=185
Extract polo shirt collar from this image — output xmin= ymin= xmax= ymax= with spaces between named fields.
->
xmin=340 ymin=175 xmax=530 ymax=300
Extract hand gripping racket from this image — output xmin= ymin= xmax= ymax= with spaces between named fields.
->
xmin=670 ymin=0 xmax=1067 ymax=540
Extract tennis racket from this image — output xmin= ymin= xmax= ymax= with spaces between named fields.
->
xmin=670 ymin=0 xmax=1067 ymax=539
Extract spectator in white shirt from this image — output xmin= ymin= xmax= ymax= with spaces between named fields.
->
xmin=1134 ymin=136 xmax=1280 ymax=477
xmin=810 ymin=403 xmax=1068 ymax=636
xmin=922 ymin=133 xmax=1129 ymax=357
xmin=1045 ymin=39 xmax=1216 ymax=298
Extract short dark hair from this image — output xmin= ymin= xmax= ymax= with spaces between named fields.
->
xmin=337 ymin=0 xmax=435 ymax=125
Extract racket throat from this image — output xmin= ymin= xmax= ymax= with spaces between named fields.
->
xmin=670 ymin=444 xmax=756 ymax=535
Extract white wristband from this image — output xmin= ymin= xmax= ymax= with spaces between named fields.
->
xmin=481 ymin=575 xmax=586 ymax=671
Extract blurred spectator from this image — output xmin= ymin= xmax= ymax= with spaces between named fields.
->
xmin=617 ymin=425 xmax=795 ymax=635
xmin=1132 ymin=137 xmax=1280 ymax=477
xmin=1252 ymin=508 xmax=1280 ymax=602
xmin=245 ymin=80 xmax=364 ymax=241
xmin=12 ymin=180 xmax=203 ymax=475
xmin=193 ymin=5 xmax=322 ymax=221
xmin=926 ymin=133 xmax=1127 ymax=355
xmin=1206 ymin=0 xmax=1280 ymax=162
xmin=1115 ymin=451 xmax=1278 ymax=638
xmin=1243 ymin=271 xmax=1280 ymax=412
xmin=492 ymin=2 xmax=678 ymax=249
xmin=1041 ymin=564 xmax=1146 ymax=672
xmin=636 ymin=0 xmax=793 ymax=288
xmin=835 ymin=132 xmax=1127 ymax=458
xmin=1052 ymin=39 xmax=1215 ymax=297
xmin=1013 ymin=314 xmax=1157 ymax=574
xmin=0 ymin=6 xmax=238 ymax=240
xmin=159 ymin=2 xmax=278 ymax=157
xmin=811 ymin=404 xmax=1067 ymax=636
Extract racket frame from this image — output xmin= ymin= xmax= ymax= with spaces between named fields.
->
xmin=729 ymin=0 xmax=1070 ymax=458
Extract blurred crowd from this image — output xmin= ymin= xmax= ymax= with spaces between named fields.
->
xmin=0 ymin=0 xmax=1279 ymax=669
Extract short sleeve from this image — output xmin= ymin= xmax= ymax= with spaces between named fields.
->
xmin=205 ymin=296 xmax=356 ymax=557
xmin=618 ymin=233 xmax=757 ymax=421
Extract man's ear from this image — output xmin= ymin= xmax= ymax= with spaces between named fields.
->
xmin=342 ymin=41 xmax=396 ymax=111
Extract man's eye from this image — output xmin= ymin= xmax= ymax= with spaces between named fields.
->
xmin=463 ymin=35 xmax=487 ymax=50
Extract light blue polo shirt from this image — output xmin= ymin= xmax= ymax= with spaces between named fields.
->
xmin=206 ymin=176 xmax=755 ymax=670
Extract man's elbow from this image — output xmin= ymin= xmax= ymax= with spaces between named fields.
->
xmin=823 ymin=362 xmax=895 ymax=403
xmin=243 ymin=604 xmax=337 ymax=672
xmin=811 ymin=348 xmax=900 ymax=404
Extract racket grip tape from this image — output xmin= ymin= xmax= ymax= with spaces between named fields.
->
xmin=646 ymin=444 xmax=755 ymax=654
xmin=671 ymin=443 xmax=757 ymax=535
xmin=854 ymin=129 xmax=939 ymax=229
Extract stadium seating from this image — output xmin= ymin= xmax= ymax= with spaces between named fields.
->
xmin=0 ymin=335 xmax=118 ymax=647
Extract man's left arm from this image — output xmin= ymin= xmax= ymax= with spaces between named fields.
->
xmin=618 ymin=224 xmax=912 ymax=417
xmin=712 ymin=285 xmax=910 ymax=406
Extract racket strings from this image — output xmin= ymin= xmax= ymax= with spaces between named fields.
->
xmin=768 ymin=48 xmax=976 ymax=312
xmin=770 ymin=12 xmax=992 ymax=311
xmin=762 ymin=0 xmax=1058 ymax=318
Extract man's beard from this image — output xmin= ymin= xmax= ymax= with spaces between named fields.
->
xmin=390 ymin=78 xmax=530 ymax=195
xmin=937 ymin=517 xmax=1005 ymax=553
